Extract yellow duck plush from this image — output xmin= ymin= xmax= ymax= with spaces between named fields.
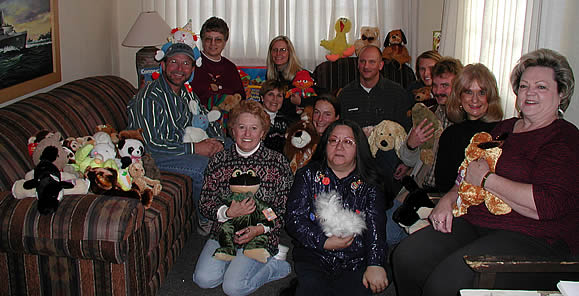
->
xmin=320 ymin=17 xmax=356 ymax=62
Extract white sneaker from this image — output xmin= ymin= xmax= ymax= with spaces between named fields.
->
xmin=273 ymin=244 xmax=289 ymax=261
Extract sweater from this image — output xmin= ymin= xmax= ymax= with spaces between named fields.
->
xmin=463 ymin=118 xmax=579 ymax=254
xmin=199 ymin=145 xmax=293 ymax=256
xmin=190 ymin=53 xmax=246 ymax=107
xmin=435 ymin=119 xmax=498 ymax=192
xmin=285 ymin=161 xmax=387 ymax=272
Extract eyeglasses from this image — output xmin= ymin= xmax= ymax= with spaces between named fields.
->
xmin=203 ymin=37 xmax=224 ymax=44
xmin=328 ymin=137 xmax=356 ymax=148
xmin=271 ymin=48 xmax=288 ymax=54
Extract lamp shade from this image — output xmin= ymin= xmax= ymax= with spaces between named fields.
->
xmin=122 ymin=11 xmax=172 ymax=47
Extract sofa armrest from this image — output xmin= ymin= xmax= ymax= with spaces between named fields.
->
xmin=0 ymin=192 xmax=145 ymax=264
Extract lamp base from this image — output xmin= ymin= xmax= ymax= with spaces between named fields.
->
xmin=136 ymin=46 xmax=160 ymax=89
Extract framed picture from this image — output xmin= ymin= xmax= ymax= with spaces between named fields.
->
xmin=0 ymin=0 xmax=61 ymax=104
xmin=433 ymin=30 xmax=441 ymax=52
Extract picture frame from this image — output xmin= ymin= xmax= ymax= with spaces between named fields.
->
xmin=433 ymin=30 xmax=441 ymax=52
xmin=0 ymin=0 xmax=61 ymax=104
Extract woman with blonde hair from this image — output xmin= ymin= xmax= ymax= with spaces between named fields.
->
xmin=435 ymin=63 xmax=504 ymax=192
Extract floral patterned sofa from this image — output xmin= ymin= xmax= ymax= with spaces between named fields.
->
xmin=0 ymin=76 xmax=193 ymax=296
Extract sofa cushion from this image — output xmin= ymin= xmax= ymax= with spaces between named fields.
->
xmin=0 ymin=192 xmax=144 ymax=264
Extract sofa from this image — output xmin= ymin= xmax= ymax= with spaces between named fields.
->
xmin=0 ymin=76 xmax=194 ymax=296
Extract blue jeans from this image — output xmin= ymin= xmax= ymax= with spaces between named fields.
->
xmin=386 ymin=199 xmax=408 ymax=247
xmin=154 ymin=153 xmax=209 ymax=221
xmin=193 ymin=239 xmax=291 ymax=296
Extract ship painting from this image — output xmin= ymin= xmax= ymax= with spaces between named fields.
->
xmin=0 ymin=9 xmax=27 ymax=51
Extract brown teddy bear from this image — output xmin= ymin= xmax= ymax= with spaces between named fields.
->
xmin=411 ymin=103 xmax=442 ymax=165
xmin=453 ymin=132 xmax=511 ymax=216
xmin=367 ymin=120 xmax=407 ymax=158
xmin=208 ymin=93 xmax=242 ymax=131
xmin=382 ymin=29 xmax=411 ymax=68
xmin=128 ymin=161 xmax=162 ymax=209
xmin=354 ymin=26 xmax=381 ymax=56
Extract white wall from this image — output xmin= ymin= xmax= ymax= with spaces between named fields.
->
xmin=416 ymin=0 xmax=444 ymax=56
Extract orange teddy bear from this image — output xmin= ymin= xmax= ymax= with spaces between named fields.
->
xmin=453 ymin=132 xmax=511 ymax=217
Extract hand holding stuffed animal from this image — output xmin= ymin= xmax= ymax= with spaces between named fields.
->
xmin=411 ymin=103 xmax=442 ymax=165
xmin=454 ymin=132 xmax=511 ymax=216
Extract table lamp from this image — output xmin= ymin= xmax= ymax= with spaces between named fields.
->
xmin=122 ymin=11 xmax=172 ymax=89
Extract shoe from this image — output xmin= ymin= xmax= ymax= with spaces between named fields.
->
xmin=196 ymin=219 xmax=213 ymax=236
xmin=273 ymin=244 xmax=289 ymax=261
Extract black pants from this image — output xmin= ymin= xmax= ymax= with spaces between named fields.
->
xmin=294 ymin=260 xmax=372 ymax=296
xmin=392 ymin=218 xmax=569 ymax=296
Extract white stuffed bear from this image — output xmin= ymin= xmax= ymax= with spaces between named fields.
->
xmin=183 ymin=110 xmax=221 ymax=143
xmin=314 ymin=191 xmax=366 ymax=237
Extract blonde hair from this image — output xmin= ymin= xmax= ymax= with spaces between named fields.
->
xmin=266 ymin=36 xmax=303 ymax=81
xmin=446 ymin=63 xmax=503 ymax=123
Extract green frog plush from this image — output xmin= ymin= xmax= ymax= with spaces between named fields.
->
xmin=214 ymin=169 xmax=276 ymax=263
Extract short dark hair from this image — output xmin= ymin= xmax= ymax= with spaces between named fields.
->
xmin=200 ymin=17 xmax=229 ymax=41
xmin=259 ymin=79 xmax=288 ymax=97
xmin=311 ymin=119 xmax=383 ymax=189
xmin=432 ymin=57 xmax=463 ymax=79
xmin=314 ymin=93 xmax=341 ymax=118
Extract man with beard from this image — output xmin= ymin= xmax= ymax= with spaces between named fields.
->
xmin=398 ymin=57 xmax=463 ymax=191
xmin=127 ymin=43 xmax=225 ymax=235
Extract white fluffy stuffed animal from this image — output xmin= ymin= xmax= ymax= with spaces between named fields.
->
xmin=314 ymin=191 xmax=366 ymax=237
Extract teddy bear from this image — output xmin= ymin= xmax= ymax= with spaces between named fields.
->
xmin=411 ymin=103 xmax=442 ymax=166
xmin=353 ymin=26 xmax=381 ymax=56
xmin=95 ymin=124 xmax=120 ymax=144
xmin=315 ymin=191 xmax=366 ymax=237
xmin=207 ymin=93 xmax=242 ymax=131
xmin=127 ymin=161 xmax=162 ymax=209
xmin=22 ymin=132 xmax=75 ymax=214
xmin=286 ymin=70 xmax=317 ymax=99
xmin=213 ymin=169 xmax=274 ymax=263
xmin=392 ymin=176 xmax=436 ymax=234
xmin=320 ymin=17 xmax=356 ymax=62
xmin=367 ymin=120 xmax=407 ymax=158
xmin=284 ymin=114 xmax=320 ymax=174
xmin=382 ymin=29 xmax=411 ymax=68
xmin=183 ymin=110 xmax=222 ymax=143
xmin=453 ymin=132 xmax=511 ymax=216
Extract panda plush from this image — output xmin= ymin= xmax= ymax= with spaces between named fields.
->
xmin=118 ymin=138 xmax=144 ymax=169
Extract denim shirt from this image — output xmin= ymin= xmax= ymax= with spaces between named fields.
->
xmin=285 ymin=161 xmax=387 ymax=272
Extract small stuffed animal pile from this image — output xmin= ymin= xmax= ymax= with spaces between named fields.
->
xmin=314 ymin=191 xmax=366 ymax=237
xmin=367 ymin=120 xmax=407 ymax=158
xmin=454 ymin=132 xmax=511 ymax=216
xmin=320 ymin=17 xmax=356 ymax=61
xmin=214 ymin=169 xmax=274 ymax=263
xmin=353 ymin=26 xmax=381 ymax=56
xmin=411 ymin=103 xmax=442 ymax=165
xmin=382 ymin=29 xmax=411 ymax=68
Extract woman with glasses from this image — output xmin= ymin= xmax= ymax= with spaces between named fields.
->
xmin=393 ymin=49 xmax=579 ymax=295
xmin=266 ymin=36 xmax=319 ymax=122
xmin=191 ymin=17 xmax=246 ymax=107
xmin=285 ymin=119 xmax=389 ymax=295
xmin=434 ymin=63 xmax=504 ymax=192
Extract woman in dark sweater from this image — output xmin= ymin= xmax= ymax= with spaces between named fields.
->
xmin=434 ymin=63 xmax=504 ymax=192
xmin=393 ymin=49 xmax=579 ymax=295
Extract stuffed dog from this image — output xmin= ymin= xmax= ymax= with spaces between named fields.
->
xmin=354 ymin=26 xmax=381 ymax=56
xmin=382 ymin=29 xmax=411 ymax=68
xmin=411 ymin=103 xmax=442 ymax=165
xmin=367 ymin=120 xmax=407 ymax=158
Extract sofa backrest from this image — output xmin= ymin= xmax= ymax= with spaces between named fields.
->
xmin=313 ymin=57 xmax=416 ymax=94
xmin=0 ymin=76 xmax=137 ymax=191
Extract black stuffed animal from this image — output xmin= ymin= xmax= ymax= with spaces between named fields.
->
xmin=23 ymin=146 xmax=74 ymax=215
xmin=393 ymin=176 xmax=435 ymax=227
